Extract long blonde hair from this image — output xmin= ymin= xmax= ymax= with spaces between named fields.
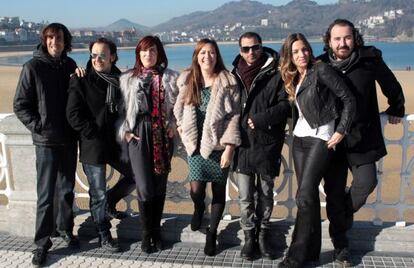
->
xmin=183 ymin=39 xmax=226 ymax=105
xmin=280 ymin=33 xmax=315 ymax=101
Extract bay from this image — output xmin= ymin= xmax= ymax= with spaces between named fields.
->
xmin=0 ymin=42 xmax=413 ymax=71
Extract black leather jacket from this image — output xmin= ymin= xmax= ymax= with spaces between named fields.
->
xmin=294 ymin=61 xmax=355 ymax=135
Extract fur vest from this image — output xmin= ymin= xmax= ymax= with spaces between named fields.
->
xmin=118 ymin=68 xmax=179 ymax=140
xmin=174 ymin=70 xmax=241 ymax=159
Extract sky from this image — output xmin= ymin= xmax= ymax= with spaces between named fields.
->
xmin=2 ymin=0 xmax=337 ymax=28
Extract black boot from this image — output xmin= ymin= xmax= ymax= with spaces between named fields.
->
xmin=98 ymin=231 xmax=120 ymax=253
xmin=240 ymin=229 xmax=255 ymax=260
xmin=138 ymin=201 xmax=153 ymax=254
xmin=204 ymin=228 xmax=217 ymax=256
xmin=152 ymin=195 xmax=166 ymax=251
xmin=258 ymin=228 xmax=274 ymax=260
xmin=191 ymin=201 xmax=205 ymax=231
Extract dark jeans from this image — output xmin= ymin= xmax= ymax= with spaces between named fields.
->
xmin=324 ymin=152 xmax=378 ymax=249
xmin=82 ymin=164 xmax=111 ymax=232
xmin=34 ymin=143 xmax=77 ymax=248
xmin=236 ymin=172 xmax=275 ymax=231
xmin=287 ymin=136 xmax=333 ymax=264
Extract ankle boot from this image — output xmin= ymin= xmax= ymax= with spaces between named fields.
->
xmin=191 ymin=201 xmax=205 ymax=231
xmin=152 ymin=195 xmax=166 ymax=251
xmin=204 ymin=228 xmax=217 ymax=256
xmin=138 ymin=201 xmax=153 ymax=254
xmin=258 ymin=229 xmax=273 ymax=259
xmin=240 ymin=229 xmax=255 ymax=260
xmin=98 ymin=231 xmax=120 ymax=253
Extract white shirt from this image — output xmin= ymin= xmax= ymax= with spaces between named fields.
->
xmin=293 ymin=84 xmax=335 ymax=141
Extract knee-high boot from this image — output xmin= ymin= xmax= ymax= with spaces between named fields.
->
xmin=152 ymin=194 xmax=166 ymax=251
xmin=138 ymin=200 xmax=153 ymax=253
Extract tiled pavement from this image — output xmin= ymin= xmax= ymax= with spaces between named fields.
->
xmin=1 ymin=234 xmax=414 ymax=267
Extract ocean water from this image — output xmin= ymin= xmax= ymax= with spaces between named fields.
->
xmin=1 ymin=42 xmax=413 ymax=71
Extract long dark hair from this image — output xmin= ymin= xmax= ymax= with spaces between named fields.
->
xmin=183 ymin=38 xmax=226 ymax=106
xmin=280 ymin=33 xmax=315 ymax=101
xmin=40 ymin=23 xmax=72 ymax=54
xmin=132 ymin=35 xmax=168 ymax=77
xmin=323 ymin=19 xmax=364 ymax=52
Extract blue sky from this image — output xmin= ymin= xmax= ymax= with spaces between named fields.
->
xmin=3 ymin=0 xmax=337 ymax=28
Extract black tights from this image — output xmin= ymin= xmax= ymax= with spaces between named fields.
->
xmin=190 ymin=181 xmax=226 ymax=232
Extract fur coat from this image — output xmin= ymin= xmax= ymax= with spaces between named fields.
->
xmin=174 ymin=69 xmax=241 ymax=159
xmin=118 ymin=68 xmax=179 ymax=141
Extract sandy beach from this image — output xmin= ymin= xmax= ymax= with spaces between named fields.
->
xmin=0 ymin=53 xmax=413 ymax=221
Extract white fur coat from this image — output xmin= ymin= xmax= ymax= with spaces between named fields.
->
xmin=174 ymin=70 xmax=241 ymax=159
xmin=118 ymin=68 xmax=179 ymax=141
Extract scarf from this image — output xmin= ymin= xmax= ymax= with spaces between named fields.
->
xmin=95 ymin=70 xmax=120 ymax=114
xmin=328 ymin=49 xmax=358 ymax=72
xmin=237 ymin=53 xmax=268 ymax=91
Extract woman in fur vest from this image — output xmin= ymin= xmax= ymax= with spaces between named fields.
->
xmin=174 ymin=39 xmax=241 ymax=256
xmin=118 ymin=36 xmax=179 ymax=253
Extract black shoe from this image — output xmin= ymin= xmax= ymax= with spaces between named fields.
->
xmin=278 ymin=257 xmax=302 ymax=268
xmin=59 ymin=231 xmax=80 ymax=249
xmin=141 ymin=233 xmax=153 ymax=254
xmin=334 ymin=247 xmax=352 ymax=267
xmin=191 ymin=202 xmax=205 ymax=231
xmin=204 ymin=228 xmax=217 ymax=256
xmin=240 ymin=230 xmax=255 ymax=261
xmin=32 ymin=247 xmax=48 ymax=267
xmin=107 ymin=207 xmax=129 ymax=219
xmin=152 ymin=229 xmax=163 ymax=251
xmin=258 ymin=229 xmax=274 ymax=260
xmin=99 ymin=233 xmax=121 ymax=253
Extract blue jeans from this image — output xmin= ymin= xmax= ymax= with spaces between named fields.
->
xmin=237 ymin=172 xmax=275 ymax=231
xmin=82 ymin=164 xmax=111 ymax=232
xmin=34 ymin=143 xmax=77 ymax=248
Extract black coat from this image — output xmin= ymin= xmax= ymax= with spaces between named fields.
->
xmin=319 ymin=46 xmax=405 ymax=165
xmin=66 ymin=67 xmax=122 ymax=164
xmin=13 ymin=44 xmax=77 ymax=146
xmin=232 ymin=47 xmax=290 ymax=177
xmin=293 ymin=62 xmax=355 ymax=135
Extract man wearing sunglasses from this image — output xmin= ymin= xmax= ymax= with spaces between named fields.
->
xmin=231 ymin=32 xmax=290 ymax=260
xmin=66 ymin=38 xmax=135 ymax=253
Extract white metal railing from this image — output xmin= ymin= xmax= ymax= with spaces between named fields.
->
xmin=1 ymin=113 xmax=413 ymax=226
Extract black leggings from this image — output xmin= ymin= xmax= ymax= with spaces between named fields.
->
xmin=287 ymin=136 xmax=333 ymax=264
xmin=190 ymin=181 xmax=226 ymax=232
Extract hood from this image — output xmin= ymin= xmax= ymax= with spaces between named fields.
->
xmin=232 ymin=46 xmax=279 ymax=70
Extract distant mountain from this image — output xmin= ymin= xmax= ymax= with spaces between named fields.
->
xmin=104 ymin=18 xmax=151 ymax=33
xmin=151 ymin=0 xmax=414 ymax=40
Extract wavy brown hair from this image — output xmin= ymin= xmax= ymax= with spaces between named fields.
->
xmin=280 ymin=33 xmax=315 ymax=102
xmin=183 ymin=38 xmax=227 ymax=106
xmin=323 ymin=19 xmax=364 ymax=52
xmin=41 ymin=23 xmax=72 ymax=54
xmin=132 ymin=35 xmax=168 ymax=77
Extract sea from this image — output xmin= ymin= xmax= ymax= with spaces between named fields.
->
xmin=0 ymin=42 xmax=413 ymax=71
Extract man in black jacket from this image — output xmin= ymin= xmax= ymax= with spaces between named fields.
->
xmin=13 ymin=23 xmax=79 ymax=267
xmin=232 ymin=32 xmax=290 ymax=260
xmin=319 ymin=19 xmax=405 ymax=266
xmin=66 ymin=38 xmax=134 ymax=252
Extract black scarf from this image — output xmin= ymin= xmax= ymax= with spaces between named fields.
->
xmin=95 ymin=70 xmax=120 ymax=114
xmin=328 ymin=49 xmax=358 ymax=72
xmin=237 ymin=53 xmax=268 ymax=91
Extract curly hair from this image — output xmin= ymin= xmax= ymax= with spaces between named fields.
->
xmin=280 ymin=33 xmax=315 ymax=102
xmin=323 ymin=19 xmax=364 ymax=52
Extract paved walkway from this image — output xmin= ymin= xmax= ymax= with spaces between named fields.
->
xmin=1 ymin=234 xmax=414 ymax=267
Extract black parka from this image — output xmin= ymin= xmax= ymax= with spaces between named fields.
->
xmin=232 ymin=47 xmax=290 ymax=177
xmin=66 ymin=66 xmax=122 ymax=164
xmin=318 ymin=46 xmax=405 ymax=165
xmin=13 ymin=44 xmax=77 ymax=146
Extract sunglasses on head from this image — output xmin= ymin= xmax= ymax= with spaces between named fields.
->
xmin=240 ymin=44 xmax=262 ymax=53
xmin=90 ymin=53 xmax=107 ymax=61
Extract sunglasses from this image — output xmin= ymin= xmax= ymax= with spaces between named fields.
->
xmin=240 ymin=44 xmax=262 ymax=53
xmin=90 ymin=53 xmax=107 ymax=61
